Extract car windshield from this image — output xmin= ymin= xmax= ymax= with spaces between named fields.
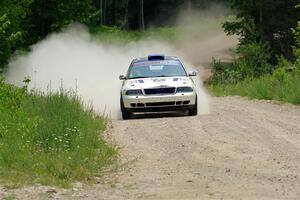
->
xmin=128 ymin=60 xmax=187 ymax=79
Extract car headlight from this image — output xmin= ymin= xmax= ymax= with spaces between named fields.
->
xmin=176 ymin=87 xmax=194 ymax=93
xmin=125 ymin=89 xmax=143 ymax=96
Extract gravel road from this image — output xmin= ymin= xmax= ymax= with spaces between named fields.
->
xmin=3 ymin=96 xmax=300 ymax=200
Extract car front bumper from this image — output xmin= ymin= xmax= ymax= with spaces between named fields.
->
xmin=122 ymin=92 xmax=197 ymax=112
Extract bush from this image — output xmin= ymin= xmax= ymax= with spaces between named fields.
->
xmin=209 ymin=59 xmax=244 ymax=85
xmin=208 ymin=36 xmax=300 ymax=105
xmin=0 ymin=76 xmax=26 ymax=108
xmin=208 ymin=5 xmax=300 ymax=105
xmin=0 ymin=15 xmax=22 ymax=70
xmin=293 ymin=21 xmax=300 ymax=66
xmin=0 ymin=79 xmax=116 ymax=187
xmin=208 ymin=68 xmax=300 ymax=105
xmin=209 ymin=41 xmax=273 ymax=85
xmin=236 ymin=42 xmax=272 ymax=77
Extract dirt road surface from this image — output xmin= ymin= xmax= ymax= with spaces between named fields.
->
xmin=2 ymin=96 xmax=300 ymax=200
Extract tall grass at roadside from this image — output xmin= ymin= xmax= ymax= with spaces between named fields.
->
xmin=0 ymin=78 xmax=116 ymax=187
xmin=208 ymin=68 xmax=300 ymax=105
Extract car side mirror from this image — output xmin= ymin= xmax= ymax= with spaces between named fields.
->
xmin=119 ymin=75 xmax=126 ymax=80
xmin=188 ymin=71 xmax=198 ymax=77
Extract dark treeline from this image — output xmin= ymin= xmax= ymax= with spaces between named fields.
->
xmin=0 ymin=0 xmax=224 ymax=69
xmin=0 ymin=0 xmax=299 ymax=70
xmin=92 ymin=0 xmax=228 ymax=29
xmin=224 ymin=0 xmax=300 ymax=63
xmin=211 ymin=1 xmax=300 ymax=86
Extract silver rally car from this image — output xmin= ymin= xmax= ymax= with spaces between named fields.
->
xmin=119 ymin=55 xmax=198 ymax=119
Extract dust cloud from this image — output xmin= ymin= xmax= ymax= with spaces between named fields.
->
xmin=5 ymin=25 xmax=174 ymax=119
xmin=5 ymin=6 xmax=237 ymax=119
xmin=176 ymin=5 xmax=238 ymax=68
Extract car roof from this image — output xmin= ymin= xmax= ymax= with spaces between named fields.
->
xmin=132 ymin=55 xmax=180 ymax=63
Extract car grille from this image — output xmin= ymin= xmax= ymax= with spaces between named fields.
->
xmin=146 ymin=102 xmax=176 ymax=107
xmin=144 ymin=87 xmax=176 ymax=95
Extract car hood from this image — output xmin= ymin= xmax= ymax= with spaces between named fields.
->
xmin=122 ymin=77 xmax=194 ymax=90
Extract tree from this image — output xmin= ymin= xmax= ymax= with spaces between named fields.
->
xmin=102 ymin=0 xmax=107 ymax=25
xmin=293 ymin=4 xmax=300 ymax=65
xmin=0 ymin=0 xmax=32 ymax=69
xmin=0 ymin=15 xmax=22 ymax=69
xmin=28 ymin=0 xmax=98 ymax=40
xmin=138 ymin=0 xmax=145 ymax=31
xmin=260 ymin=0 xmax=299 ymax=61
xmin=187 ymin=0 xmax=192 ymax=12
xmin=111 ymin=0 xmax=116 ymax=25
xmin=224 ymin=0 xmax=300 ymax=62
xmin=123 ymin=0 xmax=129 ymax=30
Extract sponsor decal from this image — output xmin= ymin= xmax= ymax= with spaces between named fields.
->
xmin=129 ymin=80 xmax=144 ymax=84
xmin=153 ymin=78 xmax=166 ymax=83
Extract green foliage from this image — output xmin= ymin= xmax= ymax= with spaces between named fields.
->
xmin=223 ymin=0 xmax=260 ymax=42
xmin=223 ymin=17 xmax=257 ymax=45
xmin=209 ymin=59 xmax=243 ymax=85
xmin=0 ymin=76 xmax=25 ymax=109
xmin=0 ymin=15 xmax=22 ymax=69
xmin=90 ymin=25 xmax=178 ymax=44
xmin=225 ymin=0 xmax=300 ymax=61
xmin=236 ymin=42 xmax=272 ymax=76
xmin=1 ymin=195 xmax=16 ymax=200
xmin=293 ymin=21 xmax=300 ymax=65
xmin=208 ymin=68 xmax=300 ymax=105
xmin=209 ymin=41 xmax=272 ymax=84
xmin=28 ymin=0 xmax=99 ymax=40
xmin=0 ymin=0 xmax=32 ymax=69
xmin=0 ymin=0 xmax=99 ymax=69
xmin=0 ymin=79 xmax=116 ymax=187
xmin=210 ymin=14 xmax=300 ymax=105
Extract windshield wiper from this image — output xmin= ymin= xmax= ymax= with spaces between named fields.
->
xmin=156 ymin=75 xmax=170 ymax=77
xmin=128 ymin=76 xmax=149 ymax=79
xmin=155 ymin=75 xmax=182 ymax=77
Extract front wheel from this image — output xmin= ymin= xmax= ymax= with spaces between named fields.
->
xmin=188 ymin=96 xmax=198 ymax=116
xmin=120 ymin=97 xmax=132 ymax=120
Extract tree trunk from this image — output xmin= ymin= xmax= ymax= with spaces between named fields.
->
xmin=99 ymin=0 xmax=103 ymax=25
xmin=112 ymin=0 xmax=116 ymax=25
xmin=139 ymin=0 xmax=145 ymax=31
xmin=124 ymin=0 xmax=129 ymax=30
xmin=259 ymin=0 xmax=265 ymax=42
xmin=102 ymin=0 xmax=106 ymax=25
xmin=187 ymin=0 xmax=192 ymax=13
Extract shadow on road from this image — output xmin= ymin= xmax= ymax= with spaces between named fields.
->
xmin=131 ymin=111 xmax=189 ymax=119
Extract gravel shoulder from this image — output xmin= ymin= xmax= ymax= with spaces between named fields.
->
xmin=2 ymin=96 xmax=300 ymax=200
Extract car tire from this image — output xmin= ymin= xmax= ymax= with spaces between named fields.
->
xmin=189 ymin=96 xmax=198 ymax=116
xmin=120 ymin=97 xmax=132 ymax=120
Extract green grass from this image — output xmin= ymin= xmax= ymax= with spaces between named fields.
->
xmin=1 ymin=195 xmax=16 ymax=200
xmin=208 ymin=68 xmax=300 ymax=105
xmin=89 ymin=25 xmax=178 ymax=44
xmin=0 ymin=78 xmax=116 ymax=188
xmin=88 ymin=17 xmax=224 ymax=44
